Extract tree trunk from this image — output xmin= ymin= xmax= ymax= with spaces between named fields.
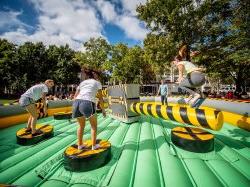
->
xmin=235 ymin=69 xmax=243 ymax=97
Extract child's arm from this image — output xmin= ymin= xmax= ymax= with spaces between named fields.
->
xmin=74 ymin=87 xmax=80 ymax=99
xmin=41 ymin=92 xmax=48 ymax=115
xmin=157 ymin=86 xmax=160 ymax=96
xmin=177 ymin=64 xmax=184 ymax=83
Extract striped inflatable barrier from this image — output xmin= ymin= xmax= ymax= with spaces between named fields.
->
xmin=130 ymin=102 xmax=223 ymax=131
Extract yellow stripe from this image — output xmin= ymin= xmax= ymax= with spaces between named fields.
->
xmin=204 ymin=109 xmax=223 ymax=131
xmin=142 ymin=103 xmax=150 ymax=116
xmin=130 ymin=104 xmax=135 ymax=113
xmin=151 ymin=104 xmax=158 ymax=118
xmin=186 ymin=108 xmax=201 ymax=128
xmin=204 ymin=109 xmax=216 ymax=130
xmin=0 ymin=106 xmax=72 ymax=129
xmin=135 ymin=103 xmax=142 ymax=115
xmin=172 ymin=106 xmax=184 ymax=124
xmin=222 ymin=111 xmax=250 ymax=131
xmin=160 ymin=105 xmax=169 ymax=120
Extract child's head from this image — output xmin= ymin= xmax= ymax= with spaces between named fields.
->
xmin=178 ymin=44 xmax=190 ymax=61
xmin=82 ymin=67 xmax=101 ymax=80
xmin=45 ymin=79 xmax=54 ymax=88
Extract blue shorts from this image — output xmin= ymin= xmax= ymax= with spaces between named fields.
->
xmin=72 ymin=99 xmax=96 ymax=118
xmin=19 ymin=96 xmax=35 ymax=107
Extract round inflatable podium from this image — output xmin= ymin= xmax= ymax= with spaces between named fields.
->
xmin=16 ymin=124 xmax=54 ymax=145
xmin=64 ymin=139 xmax=111 ymax=172
xmin=53 ymin=112 xmax=72 ymax=120
xmin=171 ymin=127 xmax=214 ymax=153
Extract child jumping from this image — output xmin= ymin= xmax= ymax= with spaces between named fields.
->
xmin=73 ymin=68 xmax=106 ymax=150
xmin=173 ymin=44 xmax=205 ymax=105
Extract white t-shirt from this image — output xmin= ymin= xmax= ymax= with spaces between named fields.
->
xmin=21 ymin=83 xmax=48 ymax=101
xmin=76 ymin=79 xmax=102 ymax=103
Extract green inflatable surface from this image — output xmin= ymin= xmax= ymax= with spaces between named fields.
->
xmin=0 ymin=114 xmax=249 ymax=187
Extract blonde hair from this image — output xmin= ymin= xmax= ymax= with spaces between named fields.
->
xmin=45 ymin=79 xmax=54 ymax=84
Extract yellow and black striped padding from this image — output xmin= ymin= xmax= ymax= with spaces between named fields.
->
xmin=16 ymin=124 xmax=54 ymax=145
xmin=64 ymin=139 xmax=111 ymax=172
xmin=96 ymin=89 xmax=108 ymax=98
xmin=130 ymin=102 xmax=223 ymax=131
xmin=53 ymin=112 xmax=72 ymax=120
xmin=35 ymin=102 xmax=48 ymax=119
xmin=171 ymin=126 xmax=214 ymax=153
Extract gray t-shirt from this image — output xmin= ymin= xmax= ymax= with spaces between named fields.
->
xmin=21 ymin=83 xmax=48 ymax=101
xmin=159 ymin=84 xmax=168 ymax=96
xmin=76 ymin=79 xmax=102 ymax=103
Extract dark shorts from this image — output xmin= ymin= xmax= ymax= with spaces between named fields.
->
xmin=19 ymin=96 xmax=35 ymax=107
xmin=72 ymin=99 xmax=96 ymax=118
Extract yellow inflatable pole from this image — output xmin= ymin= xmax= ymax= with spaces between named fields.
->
xmin=130 ymin=102 xmax=224 ymax=131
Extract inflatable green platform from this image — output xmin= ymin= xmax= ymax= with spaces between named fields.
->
xmin=0 ymin=114 xmax=249 ymax=187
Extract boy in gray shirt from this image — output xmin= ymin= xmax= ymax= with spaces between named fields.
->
xmin=19 ymin=79 xmax=54 ymax=135
xmin=157 ymin=79 xmax=168 ymax=105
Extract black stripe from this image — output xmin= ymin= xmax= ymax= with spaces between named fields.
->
xmin=147 ymin=104 xmax=153 ymax=116
xmin=132 ymin=103 xmax=137 ymax=113
xmin=38 ymin=124 xmax=50 ymax=130
xmin=179 ymin=107 xmax=191 ymax=125
xmin=128 ymin=114 xmax=139 ymax=117
xmin=156 ymin=104 xmax=164 ymax=118
xmin=127 ymin=97 xmax=140 ymax=100
xmin=166 ymin=106 xmax=175 ymax=121
xmin=174 ymin=130 xmax=210 ymax=135
xmin=214 ymin=110 xmax=221 ymax=118
xmin=195 ymin=109 xmax=211 ymax=129
xmin=139 ymin=103 xmax=145 ymax=115
xmin=184 ymin=127 xmax=201 ymax=140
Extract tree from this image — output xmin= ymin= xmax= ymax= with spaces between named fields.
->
xmin=14 ymin=42 xmax=48 ymax=93
xmin=143 ymin=34 xmax=175 ymax=78
xmin=137 ymin=0 xmax=206 ymax=46
xmin=75 ymin=37 xmax=111 ymax=69
xmin=52 ymin=45 xmax=80 ymax=85
xmin=137 ymin=0 xmax=250 ymax=91
xmin=194 ymin=0 xmax=250 ymax=92
xmin=0 ymin=39 xmax=17 ymax=94
xmin=110 ymin=45 xmax=155 ymax=84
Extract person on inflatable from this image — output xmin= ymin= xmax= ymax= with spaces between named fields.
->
xmin=172 ymin=44 xmax=205 ymax=106
xmin=19 ymin=79 xmax=54 ymax=135
xmin=73 ymin=67 xmax=106 ymax=150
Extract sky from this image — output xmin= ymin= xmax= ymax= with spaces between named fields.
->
xmin=0 ymin=0 xmax=148 ymax=50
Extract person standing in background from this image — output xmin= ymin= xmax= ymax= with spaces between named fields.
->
xmin=157 ymin=79 xmax=168 ymax=105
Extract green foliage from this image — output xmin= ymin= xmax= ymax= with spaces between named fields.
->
xmin=49 ymin=45 xmax=80 ymax=85
xmin=75 ymin=37 xmax=111 ymax=70
xmin=0 ymin=39 xmax=17 ymax=92
xmin=111 ymin=45 xmax=155 ymax=84
xmin=143 ymin=34 xmax=175 ymax=75
xmin=137 ymin=0 xmax=250 ymax=91
xmin=0 ymin=40 xmax=81 ymax=94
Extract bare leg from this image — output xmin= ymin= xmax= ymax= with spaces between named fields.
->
xmin=25 ymin=104 xmax=38 ymax=134
xmin=89 ymin=114 xmax=97 ymax=147
xmin=76 ymin=117 xmax=85 ymax=146
xmin=27 ymin=115 xmax=32 ymax=129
